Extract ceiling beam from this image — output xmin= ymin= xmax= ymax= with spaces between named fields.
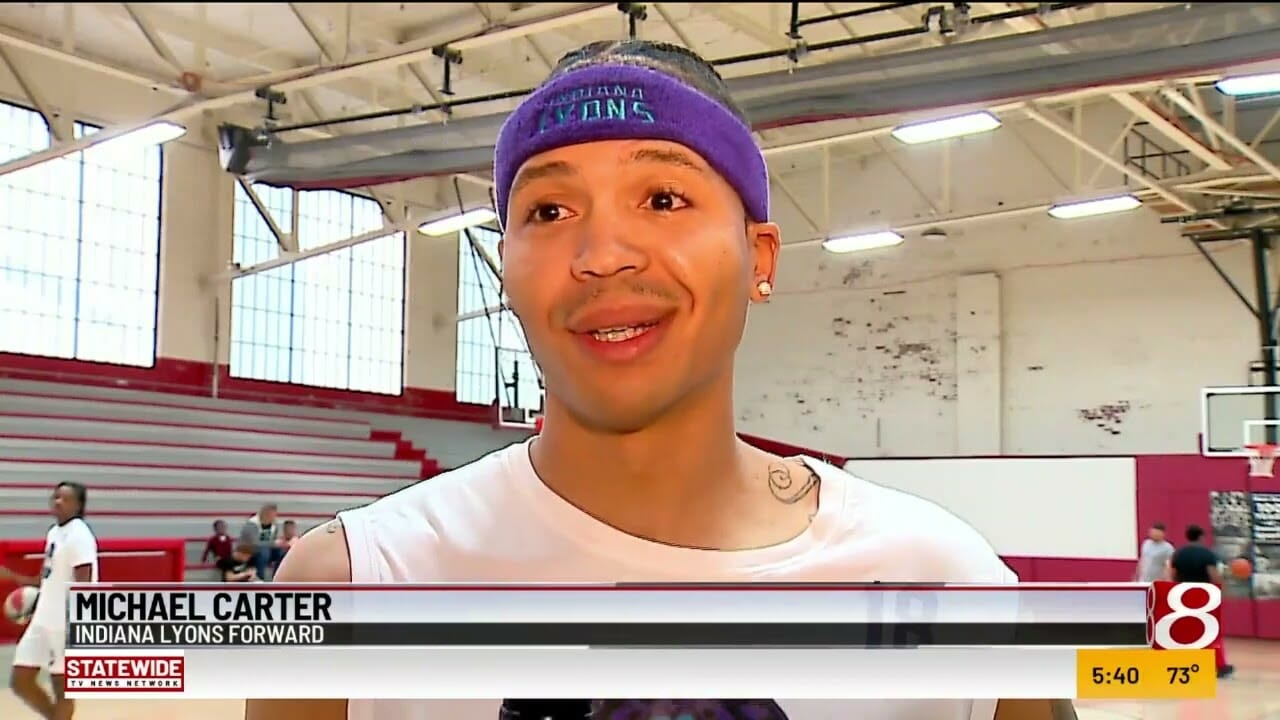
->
xmin=90 ymin=3 xmax=424 ymax=111
xmin=304 ymin=1 xmax=454 ymax=120
xmin=1252 ymin=108 xmax=1280 ymax=150
xmin=1162 ymin=87 xmax=1280 ymax=186
xmin=1084 ymin=114 xmax=1138 ymax=189
xmin=1182 ymin=82 xmax=1221 ymax=151
xmin=0 ymin=3 xmax=617 ymax=180
xmin=224 ymin=221 xmax=417 ymax=280
xmin=695 ymin=5 xmax=788 ymax=52
xmin=820 ymin=2 xmax=874 ymax=57
xmin=1173 ymin=172 xmax=1275 ymax=191
xmin=237 ymin=177 xmax=296 ymax=253
xmin=122 ymin=4 xmax=185 ymax=74
xmin=89 ymin=4 xmax=296 ymax=82
xmin=524 ymin=36 xmax=556 ymax=73
xmin=0 ymin=24 xmax=187 ymax=95
xmin=977 ymin=2 xmax=1070 ymax=54
xmin=60 ymin=3 xmax=76 ymax=54
xmin=1109 ymin=92 xmax=1231 ymax=171
xmin=288 ymin=3 xmax=343 ymax=64
xmin=284 ymin=1 xmax=423 ymax=133
xmin=1186 ymin=188 xmax=1280 ymax=200
xmin=246 ymin=3 xmax=617 ymax=99
xmin=769 ymin=171 xmax=823 ymax=235
xmin=0 ymin=44 xmax=65 ymax=141
xmin=652 ymin=4 xmax=696 ymax=49
xmin=1021 ymin=102 xmax=1203 ymax=217
xmin=780 ymin=200 xmax=1055 ymax=250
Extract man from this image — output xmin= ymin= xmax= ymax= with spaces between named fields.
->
xmin=217 ymin=544 xmax=260 ymax=583
xmin=1134 ymin=522 xmax=1174 ymax=583
xmin=2 ymin=482 xmax=98 ymax=720
xmin=239 ymin=503 xmax=282 ymax=580
xmin=247 ymin=40 xmax=1073 ymax=720
xmin=1167 ymin=525 xmax=1222 ymax=585
xmin=1168 ymin=524 xmax=1232 ymax=678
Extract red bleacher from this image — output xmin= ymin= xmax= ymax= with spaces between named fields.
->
xmin=0 ymin=537 xmax=185 ymax=644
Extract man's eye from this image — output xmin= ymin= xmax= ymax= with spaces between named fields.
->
xmin=648 ymin=191 xmax=688 ymax=212
xmin=531 ymin=204 xmax=565 ymax=223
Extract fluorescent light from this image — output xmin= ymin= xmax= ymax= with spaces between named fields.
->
xmin=1047 ymin=194 xmax=1142 ymax=220
xmin=822 ymin=231 xmax=904 ymax=254
xmin=1215 ymin=72 xmax=1280 ymax=97
xmin=890 ymin=111 xmax=1001 ymax=145
xmin=418 ymin=208 xmax=498 ymax=236
xmin=99 ymin=122 xmax=187 ymax=151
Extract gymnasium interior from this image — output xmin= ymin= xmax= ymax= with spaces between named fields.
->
xmin=1 ymin=2 xmax=1280 ymax=718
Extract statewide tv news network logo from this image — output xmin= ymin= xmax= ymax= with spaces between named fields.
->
xmin=64 ymin=656 xmax=184 ymax=692
xmin=1148 ymin=581 xmax=1223 ymax=650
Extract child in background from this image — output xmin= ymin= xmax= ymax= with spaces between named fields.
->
xmin=279 ymin=520 xmax=300 ymax=554
xmin=217 ymin=544 xmax=259 ymax=583
xmin=202 ymin=519 xmax=232 ymax=563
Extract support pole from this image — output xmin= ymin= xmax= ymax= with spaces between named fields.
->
xmin=211 ymin=296 xmax=221 ymax=399
xmin=1251 ymin=228 xmax=1278 ymax=443
xmin=1165 ymin=210 xmax=1280 ymax=446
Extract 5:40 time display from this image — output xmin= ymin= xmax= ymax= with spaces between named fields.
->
xmin=1092 ymin=666 xmax=1140 ymax=685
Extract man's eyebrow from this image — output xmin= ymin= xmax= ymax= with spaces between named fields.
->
xmin=625 ymin=148 xmax=706 ymax=173
xmin=510 ymin=160 xmax=577 ymax=198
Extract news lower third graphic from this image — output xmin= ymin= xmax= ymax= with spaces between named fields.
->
xmin=58 ymin=583 xmax=1220 ymax=700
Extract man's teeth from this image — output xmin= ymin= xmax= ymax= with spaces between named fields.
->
xmin=591 ymin=323 xmax=655 ymax=343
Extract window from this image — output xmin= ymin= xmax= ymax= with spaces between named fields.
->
xmin=455 ymin=226 xmax=542 ymax=412
xmin=230 ymin=185 xmax=405 ymax=395
xmin=0 ymin=102 xmax=162 ymax=366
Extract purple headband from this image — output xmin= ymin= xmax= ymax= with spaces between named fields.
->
xmin=493 ymin=63 xmax=769 ymax=227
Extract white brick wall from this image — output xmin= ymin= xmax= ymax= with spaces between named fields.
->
xmin=737 ymin=209 xmax=1257 ymax=456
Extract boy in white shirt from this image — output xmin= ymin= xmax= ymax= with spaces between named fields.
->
xmin=2 ymin=481 xmax=99 ymax=720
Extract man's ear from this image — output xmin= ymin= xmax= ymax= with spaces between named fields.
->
xmin=748 ymin=222 xmax=781 ymax=302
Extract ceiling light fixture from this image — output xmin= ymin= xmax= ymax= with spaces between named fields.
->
xmin=418 ymin=208 xmax=498 ymax=236
xmin=97 ymin=121 xmax=188 ymax=151
xmin=890 ymin=111 xmax=1001 ymax=145
xmin=822 ymin=231 xmax=905 ymax=254
xmin=1215 ymin=72 xmax=1280 ymax=97
xmin=1047 ymin=194 xmax=1142 ymax=220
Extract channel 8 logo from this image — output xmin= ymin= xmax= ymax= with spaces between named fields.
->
xmin=1146 ymin=581 xmax=1222 ymax=650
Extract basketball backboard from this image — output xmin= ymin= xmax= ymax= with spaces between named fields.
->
xmin=1201 ymin=385 xmax=1280 ymax=456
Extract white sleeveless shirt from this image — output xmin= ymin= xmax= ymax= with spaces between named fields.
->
xmin=339 ymin=440 xmax=1016 ymax=720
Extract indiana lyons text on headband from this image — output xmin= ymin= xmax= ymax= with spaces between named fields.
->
xmin=493 ymin=63 xmax=770 ymax=228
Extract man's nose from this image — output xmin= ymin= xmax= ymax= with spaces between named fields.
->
xmin=569 ymin=207 xmax=650 ymax=280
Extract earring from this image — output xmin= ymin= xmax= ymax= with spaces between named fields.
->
xmin=756 ymin=280 xmax=773 ymax=298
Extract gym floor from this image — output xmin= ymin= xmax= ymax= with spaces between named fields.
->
xmin=1 ymin=640 xmax=1277 ymax=719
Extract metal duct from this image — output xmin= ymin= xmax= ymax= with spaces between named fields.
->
xmin=224 ymin=3 xmax=1280 ymax=191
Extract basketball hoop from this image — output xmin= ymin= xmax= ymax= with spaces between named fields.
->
xmin=1245 ymin=443 xmax=1278 ymax=477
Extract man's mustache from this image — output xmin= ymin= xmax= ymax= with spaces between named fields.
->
xmin=558 ymin=280 xmax=681 ymax=318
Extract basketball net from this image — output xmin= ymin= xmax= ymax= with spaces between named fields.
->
xmin=1245 ymin=443 xmax=1278 ymax=477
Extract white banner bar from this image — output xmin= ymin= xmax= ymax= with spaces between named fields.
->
xmin=64 ymin=646 xmax=1077 ymax=700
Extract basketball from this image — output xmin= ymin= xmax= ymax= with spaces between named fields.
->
xmin=3 ymin=586 xmax=38 ymax=626
xmin=1230 ymin=558 xmax=1253 ymax=579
